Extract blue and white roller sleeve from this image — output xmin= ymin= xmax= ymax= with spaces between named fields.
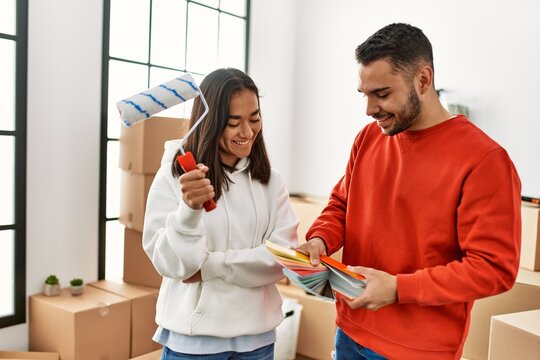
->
xmin=116 ymin=73 xmax=200 ymax=127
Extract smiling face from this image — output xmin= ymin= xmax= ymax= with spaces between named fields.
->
xmin=218 ymin=89 xmax=262 ymax=167
xmin=358 ymin=59 xmax=422 ymax=136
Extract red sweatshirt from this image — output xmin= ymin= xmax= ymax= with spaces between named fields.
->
xmin=306 ymin=116 xmax=521 ymax=359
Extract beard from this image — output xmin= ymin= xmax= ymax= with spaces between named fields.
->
xmin=378 ymin=87 xmax=422 ymax=136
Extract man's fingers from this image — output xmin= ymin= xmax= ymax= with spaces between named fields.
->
xmin=309 ymin=250 xmax=321 ymax=266
xmin=308 ymin=238 xmax=326 ymax=266
xmin=347 ymin=265 xmax=370 ymax=277
xmin=296 ymin=237 xmax=327 ymax=267
xmin=343 ymin=289 xmax=378 ymax=310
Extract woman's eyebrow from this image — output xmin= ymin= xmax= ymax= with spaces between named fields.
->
xmin=228 ymin=109 xmax=260 ymax=119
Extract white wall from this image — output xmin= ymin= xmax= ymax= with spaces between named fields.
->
xmin=0 ymin=0 xmax=103 ymax=349
xmin=2 ymin=0 xmax=540 ymax=350
xmin=251 ymin=0 xmax=540 ymax=198
xmin=248 ymin=0 xmax=298 ymax=185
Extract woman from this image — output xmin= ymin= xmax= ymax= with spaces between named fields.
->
xmin=143 ymin=68 xmax=298 ymax=359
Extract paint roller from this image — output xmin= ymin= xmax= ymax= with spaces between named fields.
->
xmin=116 ymin=73 xmax=217 ymax=211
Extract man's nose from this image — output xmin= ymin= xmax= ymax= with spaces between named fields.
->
xmin=365 ymin=98 xmax=379 ymax=117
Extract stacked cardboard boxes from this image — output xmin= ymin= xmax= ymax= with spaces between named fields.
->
xmin=29 ymin=287 xmax=131 ymax=360
xmin=88 ymin=280 xmax=161 ymax=357
xmin=463 ymin=268 xmax=540 ymax=359
xmin=119 ymin=116 xmax=189 ymax=288
xmin=488 ymin=309 xmax=540 ymax=360
xmin=26 ymin=119 xmax=189 ymax=360
xmin=463 ymin=202 xmax=540 ymax=359
xmin=116 ymin=116 xmax=189 ymax=358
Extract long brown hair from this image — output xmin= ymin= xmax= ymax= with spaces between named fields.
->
xmin=171 ymin=68 xmax=271 ymax=201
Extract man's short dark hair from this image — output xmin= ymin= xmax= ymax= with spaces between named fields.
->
xmin=355 ymin=23 xmax=434 ymax=79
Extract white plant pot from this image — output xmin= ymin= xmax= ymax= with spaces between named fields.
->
xmin=70 ymin=285 xmax=84 ymax=296
xmin=43 ymin=283 xmax=60 ymax=296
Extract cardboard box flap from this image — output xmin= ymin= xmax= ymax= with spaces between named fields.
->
xmin=516 ymin=268 xmax=540 ymax=287
xmin=31 ymin=287 xmax=128 ymax=313
xmin=489 ymin=309 xmax=540 ymax=360
xmin=520 ymin=203 xmax=540 ymax=271
xmin=0 ymin=351 xmax=59 ymax=360
xmin=492 ymin=309 xmax=540 ymax=335
xmin=88 ymin=279 xmax=158 ymax=300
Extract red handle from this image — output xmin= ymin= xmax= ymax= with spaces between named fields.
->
xmin=176 ymin=151 xmax=216 ymax=212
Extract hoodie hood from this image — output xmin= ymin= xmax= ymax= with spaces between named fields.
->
xmin=162 ymin=139 xmax=183 ymax=165
xmin=230 ymin=157 xmax=250 ymax=174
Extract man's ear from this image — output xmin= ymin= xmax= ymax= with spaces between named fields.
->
xmin=416 ymin=65 xmax=433 ymax=95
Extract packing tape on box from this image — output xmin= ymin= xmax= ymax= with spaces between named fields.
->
xmin=98 ymin=302 xmax=110 ymax=317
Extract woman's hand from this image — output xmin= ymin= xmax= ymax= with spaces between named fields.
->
xmin=179 ymin=164 xmax=215 ymax=210
xmin=183 ymin=270 xmax=202 ymax=283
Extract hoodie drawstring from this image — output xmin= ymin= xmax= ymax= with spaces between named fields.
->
xmin=247 ymin=172 xmax=259 ymax=247
xmin=221 ymin=192 xmax=232 ymax=250
xmin=221 ymin=170 xmax=258 ymax=249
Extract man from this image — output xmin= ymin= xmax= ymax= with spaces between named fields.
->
xmin=299 ymin=23 xmax=521 ymax=360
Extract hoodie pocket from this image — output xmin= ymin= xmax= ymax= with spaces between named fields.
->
xmin=190 ymin=281 xmax=208 ymax=330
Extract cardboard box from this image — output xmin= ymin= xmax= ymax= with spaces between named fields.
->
xmin=290 ymin=196 xmax=342 ymax=262
xmin=119 ymin=116 xmax=189 ymax=174
xmin=88 ymin=280 xmax=161 ymax=357
xmin=29 ymin=286 xmax=131 ymax=360
xmin=462 ymin=268 xmax=540 ymax=360
xmin=0 ymin=352 xmax=59 ymax=360
xmin=488 ymin=309 xmax=540 ymax=360
xmin=130 ymin=349 xmax=162 ymax=360
xmin=290 ymin=196 xmax=326 ymax=245
xmin=278 ymin=283 xmax=336 ymax=360
xmin=521 ymin=203 xmax=540 ymax=271
xmin=124 ymin=227 xmax=162 ymax=288
xmin=119 ymin=171 xmax=155 ymax=232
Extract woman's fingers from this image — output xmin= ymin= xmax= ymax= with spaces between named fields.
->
xmin=179 ymin=164 xmax=214 ymax=209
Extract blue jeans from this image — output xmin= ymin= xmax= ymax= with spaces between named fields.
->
xmin=160 ymin=344 xmax=274 ymax=360
xmin=334 ymin=328 xmax=387 ymax=360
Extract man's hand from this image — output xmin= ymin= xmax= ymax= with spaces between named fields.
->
xmin=296 ymin=237 xmax=327 ymax=266
xmin=179 ymin=164 xmax=215 ymax=210
xmin=183 ymin=270 xmax=202 ymax=283
xmin=344 ymin=266 xmax=397 ymax=311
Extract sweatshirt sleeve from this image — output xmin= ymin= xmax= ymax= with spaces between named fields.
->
xmin=142 ymin=166 xmax=209 ymax=280
xmin=397 ymin=148 xmax=522 ymax=305
xmin=200 ymin=171 xmax=299 ymax=288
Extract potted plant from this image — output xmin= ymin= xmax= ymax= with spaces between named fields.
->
xmin=69 ymin=278 xmax=84 ymax=296
xmin=43 ymin=275 xmax=60 ymax=296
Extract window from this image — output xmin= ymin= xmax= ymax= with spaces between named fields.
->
xmin=0 ymin=0 xmax=28 ymax=328
xmin=100 ymin=0 xmax=250 ymax=279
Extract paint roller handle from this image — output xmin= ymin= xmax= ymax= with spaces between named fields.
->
xmin=176 ymin=152 xmax=217 ymax=212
